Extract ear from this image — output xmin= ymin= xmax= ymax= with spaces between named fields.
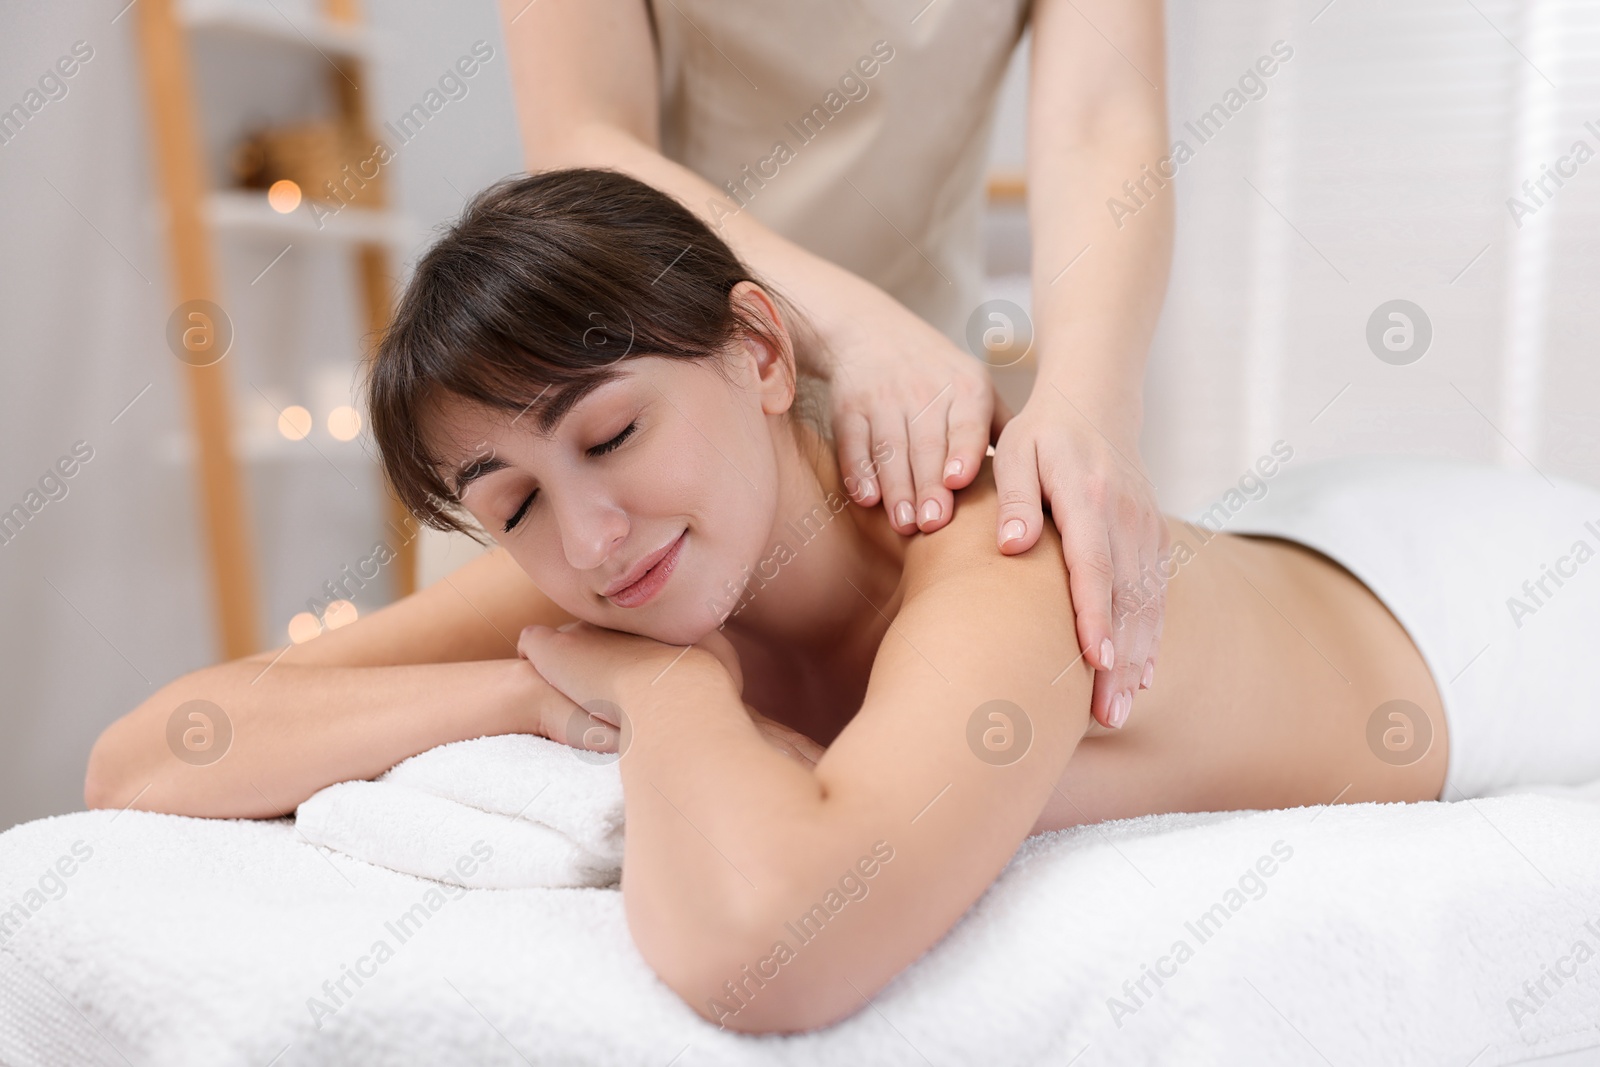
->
xmin=728 ymin=280 xmax=796 ymax=417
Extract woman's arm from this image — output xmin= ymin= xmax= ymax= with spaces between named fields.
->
xmin=990 ymin=0 xmax=1175 ymax=726
xmin=498 ymin=0 xmax=996 ymax=542
xmin=519 ymin=460 xmax=1091 ymax=1032
xmin=83 ymin=547 xmax=585 ymax=818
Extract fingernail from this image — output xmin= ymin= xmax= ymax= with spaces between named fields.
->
xmin=1141 ymin=660 xmax=1154 ymax=689
xmin=859 ymin=478 xmax=878 ymax=501
xmin=944 ymin=458 xmax=963 ymax=480
xmin=920 ymin=498 xmax=942 ymax=525
xmin=895 ymin=500 xmax=915 ymax=528
xmin=1002 ymin=519 xmax=1026 ymax=544
xmin=1099 ymin=638 xmax=1115 ymax=671
xmin=1110 ymin=691 xmax=1130 ymax=729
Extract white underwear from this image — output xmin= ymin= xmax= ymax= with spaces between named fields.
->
xmin=1196 ymin=453 xmax=1600 ymax=801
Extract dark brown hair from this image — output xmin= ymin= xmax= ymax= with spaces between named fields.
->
xmin=365 ymin=167 xmax=826 ymax=538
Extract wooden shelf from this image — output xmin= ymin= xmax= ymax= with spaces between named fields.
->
xmin=179 ymin=0 xmax=376 ymax=60
xmin=207 ymin=189 xmax=410 ymax=247
xmin=139 ymin=0 xmax=417 ymax=659
xmin=987 ymin=171 xmax=1028 ymax=203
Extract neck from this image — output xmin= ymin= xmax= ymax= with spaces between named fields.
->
xmin=719 ymin=418 xmax=905 ymax=655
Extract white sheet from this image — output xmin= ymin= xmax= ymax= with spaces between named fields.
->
xmin=1211 ymin=454 xmax=1600 ymax=800
xmin=4 ymin=788 xmax=1600 ymax=1065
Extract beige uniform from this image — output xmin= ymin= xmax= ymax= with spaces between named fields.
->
xmin=648 ymin=0 xmax=1031 ymax=343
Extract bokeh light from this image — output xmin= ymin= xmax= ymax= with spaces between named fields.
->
xmin=327 ymin=405 xmax=362 ymax=442
xmin=277 ymin=405 xmax=312 ymax=440
xmin=267 ymin=179 xmax=302 ymax=213
xmin=287 ymin=612 xmax=321 ymax=644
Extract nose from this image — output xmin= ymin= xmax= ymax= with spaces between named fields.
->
xmin=553 ymin=488 xmax=629 ymax=572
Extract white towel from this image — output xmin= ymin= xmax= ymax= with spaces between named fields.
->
xmin=295 ymin=733 xmax=624 ymax=889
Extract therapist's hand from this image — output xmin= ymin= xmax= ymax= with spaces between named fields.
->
xmin=991 ymin=386 xmax=1169 ymax=732
xmin=823 ymin=298 xmax=998 ymax=535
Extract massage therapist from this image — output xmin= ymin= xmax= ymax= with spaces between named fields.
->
xmin=498 ymin=0 xmax=1174 ymax=729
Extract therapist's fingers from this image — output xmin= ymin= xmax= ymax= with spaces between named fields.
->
xmin=1133 ymin=518 xmax=1172 ymax=690
xmin=943 ymin=376 xmax=991 ymax=492
xmin=1101 ymin=521 xmax=1161 ymax=724
xmin=834 ymin=408 xmax=881 ymax=507
xmin=991 ymin=430 xmax=1045 ymax=554
xmin=872 ymin=413 xmax=918 ymax=534
xmin=1103 ymin=483 xmax=1169 ymax=701
xmin=1055 ymin=495 xmax=1124 ymax=727
xmin=908 ymin=395 xmax=955 ymax=532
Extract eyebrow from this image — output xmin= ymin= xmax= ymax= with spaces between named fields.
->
xmin=451 ymin=455 xmax=508 ymax=499
xmin=446 ymin=375 xmax=620 ymax=499
xmin=521 ymin=374 xmax=615 ymax=436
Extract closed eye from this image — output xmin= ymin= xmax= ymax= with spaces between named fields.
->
xmin=502 ymin=421 xmax=637 ymax=534
xmin=502 ymin=490 xmax=536 ymax=533
xmin=587 ymin=420 xmax=637 ymax=457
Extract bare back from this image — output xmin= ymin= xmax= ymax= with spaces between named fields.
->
xmin=1030 ymin=518 xmax=1450 ymax=830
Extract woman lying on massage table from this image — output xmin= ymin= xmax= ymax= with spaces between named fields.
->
xmin=86 ymin=169 xmax=1462 ymax=1033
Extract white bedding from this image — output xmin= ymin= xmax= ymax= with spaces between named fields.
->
xmin=4 ymin=784 xmax=1600 ymax=1065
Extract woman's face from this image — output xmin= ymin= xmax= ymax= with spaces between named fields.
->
xmin=430 ymin=319 xmax=795 ymax=646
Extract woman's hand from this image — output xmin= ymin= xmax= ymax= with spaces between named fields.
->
xmin=517 ymin=622 xmax=823 ymax=767
xmin=990 ymin=387 xmax=1170 ymax=731
xmin=822 ymin=295 xmax=1000 ymax=537
xmin=516 ymin=621 xmax=742 ymax=725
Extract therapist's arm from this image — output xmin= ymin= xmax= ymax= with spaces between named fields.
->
xmin=990 ymin=0 xmax=1175 ymax=730
xmin=497 ymin=0 xmax=995 ymax=546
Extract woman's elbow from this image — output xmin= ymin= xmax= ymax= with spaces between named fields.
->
xmin=627 ymin=892 xmax=823 ymax=1033
xmin=83 ymin=738 xmax=136 ymax=814
xmin=81 ymin=743 xmax=111 ymax=811
xmin=81 ymin=672 xmax=205 ymax=812
xmin=645 ymin=904 xmax=881 ymax=1034
xmin=668 ymin=953 xmax=863 ymax=1035
xmin=82 ymin=704 xmax=149 ymax=811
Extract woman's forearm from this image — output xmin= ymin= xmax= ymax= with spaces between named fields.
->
xmin=83 ymin=656 xmax=543 ymax=819
xmin=614 ymin=656 xmax=827 ymax=970
xmin=601 ymin=659 xmax=832 ymax=1004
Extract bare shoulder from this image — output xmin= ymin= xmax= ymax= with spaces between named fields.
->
xmin=898 ymin=455 xmax=1071 ymax=614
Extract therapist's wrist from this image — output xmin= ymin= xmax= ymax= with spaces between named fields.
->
xmin=1027 ymin=359 xmax=1145 ymax=447
xmin=793 ymin=270 xmax=923 ymax=375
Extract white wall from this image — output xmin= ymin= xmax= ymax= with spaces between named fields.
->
xmin=1148 ymin=0 xmax=1600 ymax=510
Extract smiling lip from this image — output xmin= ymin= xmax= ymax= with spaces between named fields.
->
xmin=604 ymin=531 xmax=686 ymax=608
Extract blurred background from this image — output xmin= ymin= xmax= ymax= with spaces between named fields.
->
xmin=2 ymin=0 xmax=1597 ymax=833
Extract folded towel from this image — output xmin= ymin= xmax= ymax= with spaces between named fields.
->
xmin=295 ymin=733 xmax=624 ymax=888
